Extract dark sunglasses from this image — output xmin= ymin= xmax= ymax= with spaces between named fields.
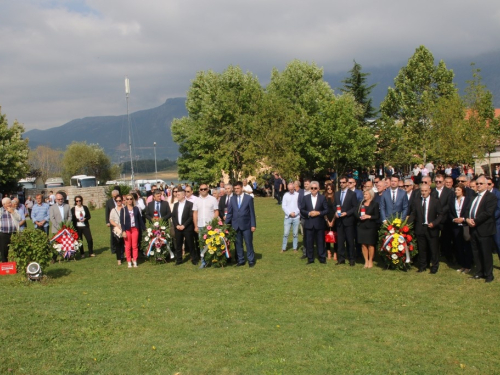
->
xmin=310 ymin=187 xmax=319 ymax=190
xmin=199 ymin=188 xmax=208 ymax=191
xmin=173 ymin=190 xmax=178 ymax=193
xmin=75 ymin=199 xmax=82 ymax=202
xmin=126 ymin=198 xmax=133 ymax=200
xmin=404 ymin=185 xmax=411 ymax=187
xmin=115 ymin=199 xmax=122 ymax=202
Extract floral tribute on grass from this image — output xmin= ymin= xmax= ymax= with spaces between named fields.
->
xmin=50 ymin=222 xmax=82 ymax=260
xmin=143 ymin=219 xmax=173 ymax=263
xmin=199 ymin=218 xmax=235 ymax=268
xmin=378 ymin=215 xmax=417 ymax=271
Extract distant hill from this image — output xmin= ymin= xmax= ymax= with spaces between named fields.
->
xmin=24 ymin=97 xmax=187 ymax=163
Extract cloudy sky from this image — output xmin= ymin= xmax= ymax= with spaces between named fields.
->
xmin=1 ymin=0 xmax=499 ymax=130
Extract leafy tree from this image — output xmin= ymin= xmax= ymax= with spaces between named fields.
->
xmin=28 ymin=145 xmax=63 ymax=183
xmin=0 ymin=107 xmax=30 ymax=192
xmin=340 ymin=60 xmax=378 ymax=123
xmin=462 ymin=65 xmax=499 ymax=172
xmin=171 ymin=66 xmax=264 ymax=184
xmin=379 ymin=46 xmax=456 ymax=165
xmin=266 ymin=60 xmax=375 ymax=177
xmin=62 ymin=142 xmax=118 ymax=184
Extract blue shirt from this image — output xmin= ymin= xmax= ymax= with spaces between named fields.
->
xmin=31 ymin=202 xmax=50 ymax=227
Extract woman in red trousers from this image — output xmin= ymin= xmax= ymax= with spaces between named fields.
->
xmin=120 ymin=194 xmax=146 ymax=268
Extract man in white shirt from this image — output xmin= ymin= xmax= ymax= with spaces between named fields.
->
xmin=281 ymin=182 xmax=300 ymax=252
xmin=185 ymin=185 xmax=198 ymax=204
xmin=193 ymin=184 xmax=219 ymax=232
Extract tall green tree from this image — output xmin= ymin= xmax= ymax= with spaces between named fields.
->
xmin=0 ymin=107 xmax=30 ymax=192
xmin=379 ymin=45 xmax=456 ymax=165
xmin=340 ymin=60 xmax=378 ymax=123
xmin=62 ymin=142 xmax=118 ymax=184
xmin=266 ymin=60 xmax=375 ymax=177
xmin=171 ymin=66 xmax=264 ymax=184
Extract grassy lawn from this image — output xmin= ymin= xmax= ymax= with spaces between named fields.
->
xmin=1 ymin=198 xmax=500 ymax=374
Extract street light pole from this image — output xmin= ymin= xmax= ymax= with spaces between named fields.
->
xmin=154 ymin=141 xmax=157 ymax=181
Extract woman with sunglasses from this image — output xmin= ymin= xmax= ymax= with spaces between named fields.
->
xmin=120 ymin=194 xmax=146 ymax=268
xmin=109 ymin=195 xmax=125 ymax=265
xmin=71 ymin=195 xmax=94 ymax=258
xmin=450 ymin=184 xmax=472 ymax=274
xmin=323 ymin=183 xmax=337 ymax=260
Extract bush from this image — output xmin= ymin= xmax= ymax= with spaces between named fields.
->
xmin=9 ymin=229 xmax=54 ymax=274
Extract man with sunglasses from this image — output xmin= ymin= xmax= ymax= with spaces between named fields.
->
xmin=172 ymin=188 xmax=195 ymax=265
xmin=299 ymin=181 xmax=328 ymax=264
xmin=193 ymin=184 xmax=219 ymax=266
xmin=432 ymin=175 xmax=454 ymax=263
xmin=465 ymin=176 xmax=497 ymax=282
xmin=334 ymin=176 xmax=358 ymax=266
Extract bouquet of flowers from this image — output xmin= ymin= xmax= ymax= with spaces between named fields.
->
xmin=50 ymin=222 xmax=82 ymax=260
xmin=143 ymin=219 xmax=173 ymax=263
xmin=378 ymin=215 xmax=417 ymax=271
xmin=199 ymin=218 xmax=235 ymax=268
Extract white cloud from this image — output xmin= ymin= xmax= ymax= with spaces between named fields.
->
xmin=0 ymin=0 xmax=499 ymax=130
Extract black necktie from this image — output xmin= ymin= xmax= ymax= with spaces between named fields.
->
xmin=392 ymin=190 xmax=396 ymax=204
xmin=156 ymin=202 xmax=160 ymax=217
xmin=422 ymin=198 xmax=427 ymax=224
xmin=470 ymin=195 xmax=481 ymax=219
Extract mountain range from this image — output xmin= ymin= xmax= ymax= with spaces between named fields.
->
xmin=24 ymin=50 xmax=500 ymax=162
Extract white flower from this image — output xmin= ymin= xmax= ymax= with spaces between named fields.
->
xmin=391 ymin=254 xmax=398 ymax=259
xmin=398 ymin=244 xmax=404 ymax=251
xmin=389 ymin=229 xmax=395 ymax=234
xmin=156 ymin=249 xmax=161 ymax=253
xmin=154 ymin=222 xmax=160 ymax=227
xmin=161 ymin=226 xmax=166 ymax=230
xmin=147 ymin=228 xmax=152 ymax=233
xmin=145 ymin=238 xmax=149 ymax=242
xmin=398 ymin=236 xmax=405 ymax=243
xmin=386 ymin=245 xmax=391 ymax=251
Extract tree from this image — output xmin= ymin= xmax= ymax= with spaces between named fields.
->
xmin=340 ymin=60 xmax=377 ymax=123
xmin=265 ymin=60 xmax=375 ymax=178
xmin=462 ymin=65 xmax=500 ymax=173
xmin=171 ymin=66 xmax=264 ymax=184
xmin=62 ymin=142 xmax=118 ymax=184
xmin=0 ymin=107 xmax=30 ymax=192
xmin=379 ymin=46 xmax=456 ymax=165
xmin=28 ymin=145 xmax=63 ymax=183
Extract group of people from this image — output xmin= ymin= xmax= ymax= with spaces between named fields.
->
xmin=0 ymin=192 xmax=95 ymax=263
xmin=105 ymin=181 xmax=257 ymax=268
xmin=281 ymin=171 xmax=499 ymax=282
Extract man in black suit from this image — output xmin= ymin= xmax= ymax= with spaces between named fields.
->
xmin=171 ymin=188 xmax=195 ymax=265
xmin=299 ymin=181 xmax=328 ymax=264
xmin=335 ymin=176 xmax=359 ymax=266
xmin=145 ymin=190 xmax=172 ymax=222
xmin=432 ymin=175 xmax=455 ymax=263
xmin=105 ymin=189 xmax=119 ymax=254
xmin=218 ymin=184 xmax=233 ymax=221
xmin=409 ymin=183 xmax=443 ymax=274
xmin=466 ymin=176 xmax=497 ymax=283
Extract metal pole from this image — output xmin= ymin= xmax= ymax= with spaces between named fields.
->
xmin=125 ymin=77 xmax=134 ymax=189
xmin=154 ymin=142 xmax=157 ymax=180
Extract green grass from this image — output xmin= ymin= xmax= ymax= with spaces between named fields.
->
xmin=1 ymin=198 xmax=500 ymax=374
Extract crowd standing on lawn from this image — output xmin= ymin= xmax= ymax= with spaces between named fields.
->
xmin=1 ymin=163 xmax=500 ymax=282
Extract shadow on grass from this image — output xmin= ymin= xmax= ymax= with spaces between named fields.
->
xmin=45 ymin=268 xmax=72 ymax=279
xmin=92 ymin=247 xmax=110 ymax=256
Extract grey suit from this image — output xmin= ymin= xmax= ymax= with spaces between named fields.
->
xmin=49 ymin=203 xmax=72 ymax=234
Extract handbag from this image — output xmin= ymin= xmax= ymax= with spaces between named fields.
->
xmin=113 ymin=226 xmax=123 ymax=239
xmin=325 ymin=228 xmax=337 ymax=243
xmin=462 ymin=225 xmax=471 ymax=242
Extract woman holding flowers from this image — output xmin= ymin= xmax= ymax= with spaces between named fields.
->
xmin=354 ymin=189 xmax=380 ymax=268
xmin=109 ymin=194 xmax=125 ymax=265
xmin=120 ymin=194 xmax=146 ymax=268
